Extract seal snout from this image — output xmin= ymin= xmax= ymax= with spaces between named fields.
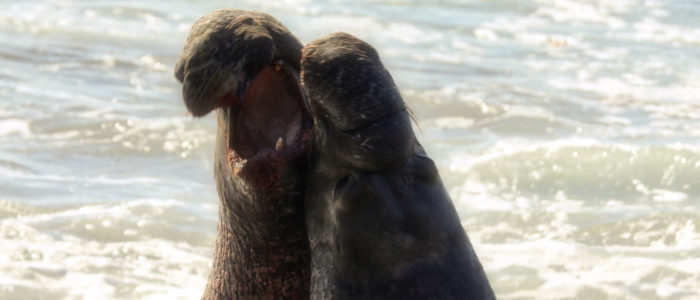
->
xmin=176 ymin=9 xmax=310 ymax=188
xmin=174 ymin=9 xmax=300 ymax=118
xmin=301 ymin=32 xmax=414 ymax=171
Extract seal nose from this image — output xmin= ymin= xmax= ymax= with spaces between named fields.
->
xmin=174 ymin=10 xmax=302 ymax=118
xmin=301 ymin=33 xmax=405 ymax=132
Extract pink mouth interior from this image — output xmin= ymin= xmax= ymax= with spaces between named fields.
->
xmin=222 ymin=63 xmax=310 ymax=185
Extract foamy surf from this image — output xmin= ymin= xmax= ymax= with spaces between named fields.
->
xmin=1 ymin=0 xmax=699 ymax=298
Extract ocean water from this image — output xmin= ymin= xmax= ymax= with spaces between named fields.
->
xmin=1 ymin=0 xmax=699 ymax=299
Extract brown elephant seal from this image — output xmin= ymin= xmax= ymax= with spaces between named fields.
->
xmin=301 ymin=32 xmax=496 ymax=299
xmin=175 ymin=9 xmax=312 ymax=299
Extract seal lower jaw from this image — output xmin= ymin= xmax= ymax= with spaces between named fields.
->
xmin=222 ymin=60 xmax=311 ymax=188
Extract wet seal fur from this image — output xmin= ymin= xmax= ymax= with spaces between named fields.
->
xmin=301 ymin=32 xmax=496 ymax=299
xmin=175 ymin=9 xmax=495 ymax=299
xmin=175 ymin=9 xmax=312 ymax=299
xmin=175 ymin=9 xmax=303 ymax=117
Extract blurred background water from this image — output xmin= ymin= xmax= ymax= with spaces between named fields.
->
xmin=1 ymin=0 xmax=699 ymax=299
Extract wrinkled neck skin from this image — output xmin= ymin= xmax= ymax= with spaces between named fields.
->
xmin=203 ymin=110 xmax=310 ymax=300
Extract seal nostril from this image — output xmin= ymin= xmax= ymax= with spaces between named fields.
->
xmin=333 ymin=175 xmax=351 ymax=200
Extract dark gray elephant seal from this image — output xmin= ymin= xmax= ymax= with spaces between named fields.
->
xmin=301 ymin=32 xmax=495 ymax=299
xmin=175 ymin=9 xmax=312 ymax=299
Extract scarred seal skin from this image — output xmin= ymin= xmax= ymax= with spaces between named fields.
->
xmin=301 ymin=32 xmax=496 ymax=299
xmin=175 ymin=9 xmax=312 ymax=299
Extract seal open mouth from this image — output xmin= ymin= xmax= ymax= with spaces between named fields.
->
xmin=175 ymin=10 xmax=313 ymax=299
xmin=173 ymin=10 xmax=312 ymax=189
xmin=220 ymin=60 xmax=312 ymax=187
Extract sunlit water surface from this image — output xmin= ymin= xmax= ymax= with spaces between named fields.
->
xmin=1 ymin=0 xmax=699 ymax=299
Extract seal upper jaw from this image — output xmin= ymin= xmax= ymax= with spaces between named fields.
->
xmin=174 ymin=9 xmax=303 ymax=118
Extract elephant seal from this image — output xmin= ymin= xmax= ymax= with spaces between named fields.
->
xmin=301 ymin=32 xmax=495 ymax=299
xmin=175 ymin=9 xmax=312 ymax=299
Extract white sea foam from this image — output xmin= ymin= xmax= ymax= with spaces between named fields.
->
xmin=533 ymin=0 xmax=627 ymax=28
xmin=0 ymin=222 xmax=209 ymax=299
xmin=0 ymin=196 xmax=215 ymax=298
xmin=0 ymin=119 xmax=31 ymax=137
xmin=3 ymin=0 xmax=700 ymax=298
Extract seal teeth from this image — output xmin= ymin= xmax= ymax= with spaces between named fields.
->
xmin=275 ymin=137 xmax=285 ymax=151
